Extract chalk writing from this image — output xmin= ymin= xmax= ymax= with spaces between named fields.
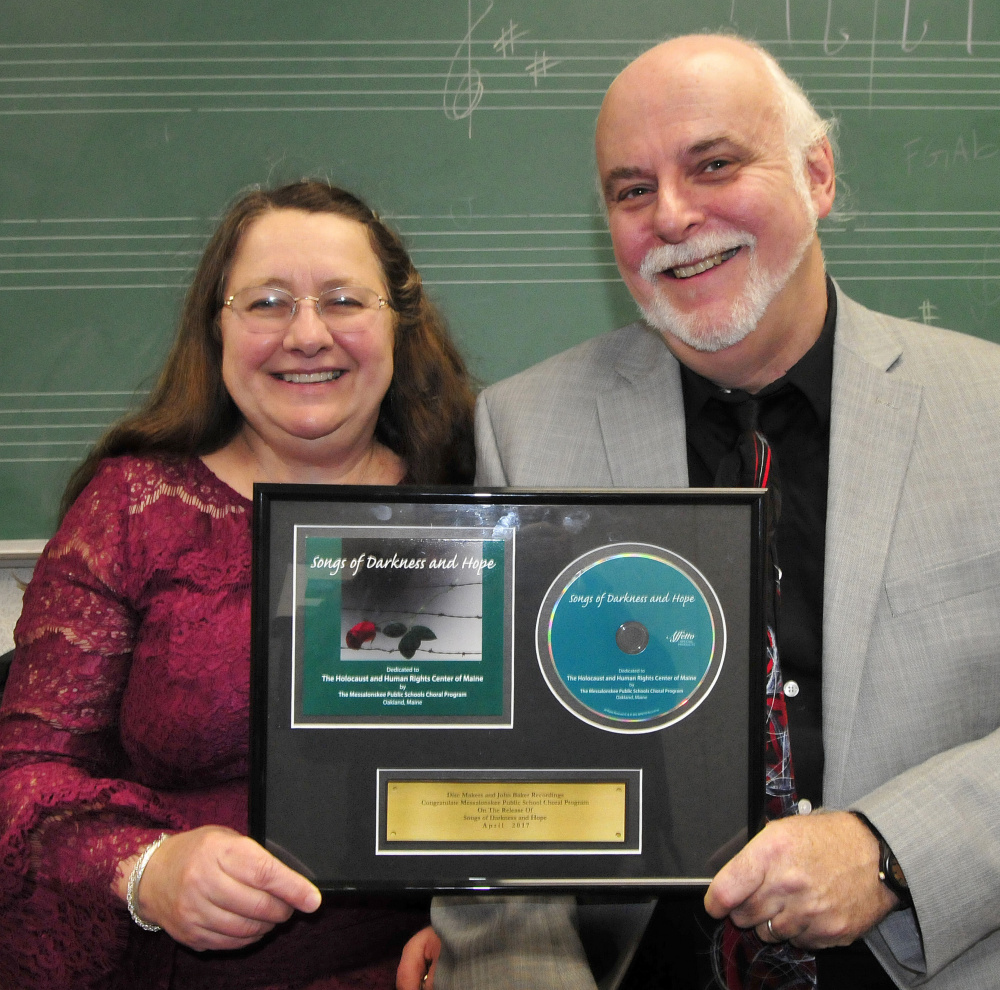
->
xmin=904 ymin=131 xmax=999 ymax=173
xmin=493 ymin=18 xmax=527 ymax=57
xmin=443 ymin=0 xmax=493 ymax=137
xmin=526 ymin=51 xmax=562 ymax=87
xmin=824 ymin=0 xmax=850 ymax=55
xmin=901 ymin=0 xmax=928 ymax=52
xmin=442 ymin=0 xmax=560 ymax=135
xmin=731 ymin=0 xmax=979 ymax=57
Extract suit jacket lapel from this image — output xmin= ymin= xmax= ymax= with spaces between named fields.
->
xmin=596 ymin=323 xmax=689 ymax=488
xmin=596 ymin=302 xmax=922 ymax=804
xmin=822 ymin=289 xmax=923 ymax=805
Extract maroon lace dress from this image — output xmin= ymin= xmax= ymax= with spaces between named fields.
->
xmin=0 ymin=456 xmax=424 ymax=990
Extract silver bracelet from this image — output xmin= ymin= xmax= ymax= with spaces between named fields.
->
xmin=126 ymin=833 xmax=169 ymax=932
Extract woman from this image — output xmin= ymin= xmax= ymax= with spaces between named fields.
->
xmin=0 ymin=180 xmax=476 ymax=989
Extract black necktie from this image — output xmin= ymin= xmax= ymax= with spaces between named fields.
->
xmin=711 ymin=398 xmax=818 ymax=990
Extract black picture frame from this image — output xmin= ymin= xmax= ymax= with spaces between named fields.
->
xmin=250 ymin=486 xmax=765 ymax=892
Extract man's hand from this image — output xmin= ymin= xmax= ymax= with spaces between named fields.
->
xmin=704 ymin=810 xmax=899 ymax=947
xmin=397 ymin=925 xmax=440 ymax=990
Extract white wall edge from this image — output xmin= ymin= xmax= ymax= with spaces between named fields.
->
xmin=0 ymin=540 xmax=46 ymax=563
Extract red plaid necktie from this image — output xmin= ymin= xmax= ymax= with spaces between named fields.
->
xmin=712 ymin=406 xmax=818 ymax=990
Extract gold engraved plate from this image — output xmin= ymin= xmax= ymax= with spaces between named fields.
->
xmin=385 ymin=781 xmax=626 ymax=843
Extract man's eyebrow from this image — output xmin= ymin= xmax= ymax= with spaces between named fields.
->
xmin=601 ymin=166 xmax=649 ymax=197
xmin=688 ymin=137 xmax=736 ymax=156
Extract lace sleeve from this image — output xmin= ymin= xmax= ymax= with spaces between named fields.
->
xmin=0 ymin=460 xmax=189 ymax=988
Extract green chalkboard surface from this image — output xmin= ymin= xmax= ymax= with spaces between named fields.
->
xmin=2 ymin=0 xmax=999 ymax=538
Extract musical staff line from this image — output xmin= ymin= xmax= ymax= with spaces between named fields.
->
xmin=4 ymin=33 xmax=1000 ymax=118
xmin=0 ymin=211 xmax=996 ymax=283
xmin=1 ymin=197 xmax=999 ymax=461
xmin=0 ymin=389 xmax=146 ymax=463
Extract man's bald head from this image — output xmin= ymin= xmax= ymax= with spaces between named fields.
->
xmin=598 ymin=35 xmax=832 ymax=205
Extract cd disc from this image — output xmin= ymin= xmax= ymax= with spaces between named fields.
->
xmin=536 ymin=544 xmax=725 ymax=732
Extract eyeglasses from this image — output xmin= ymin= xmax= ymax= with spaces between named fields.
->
xmin=222 ymin=285 xmax=391 ymax=334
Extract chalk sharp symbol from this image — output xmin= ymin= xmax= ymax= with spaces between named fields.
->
xmin=525 ymin=51 xmax=561 ymax=87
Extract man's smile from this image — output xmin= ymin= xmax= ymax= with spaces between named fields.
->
xmin=666 ymin=246 xmax=742 ymax=279
xmin=639 ymin=234 xmax=754 ymax=287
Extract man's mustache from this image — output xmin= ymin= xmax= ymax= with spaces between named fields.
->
xmin=639 ymin=230 xmax=756 ymax=281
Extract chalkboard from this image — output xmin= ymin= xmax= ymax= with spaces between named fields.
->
xmin=2 ymin=0 xmax=998 ymax=539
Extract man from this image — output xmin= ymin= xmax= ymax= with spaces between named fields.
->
xmin=406 ymin=33 xmax=1000 ymax=990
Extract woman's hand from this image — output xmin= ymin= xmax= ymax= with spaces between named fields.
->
xmin=396 ymin=925 xmax=440 ymax=990
xmin=116 ymin=825 xmax=322 ymax=951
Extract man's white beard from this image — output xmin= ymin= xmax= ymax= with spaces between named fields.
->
xmin=637 ymin=224 xmax=814 ymax=353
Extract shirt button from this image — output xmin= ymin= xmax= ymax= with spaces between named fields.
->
xmin=797 ymin=798 xmax=813 ymax=815
xmin=783 ymin=679 xmax=800 ymax=698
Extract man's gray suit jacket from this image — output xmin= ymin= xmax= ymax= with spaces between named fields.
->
xmin=470 ymin=286 xmax=1000 ymax=989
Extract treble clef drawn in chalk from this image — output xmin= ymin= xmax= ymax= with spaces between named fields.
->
xmin=444 ymin=0 xmax=494 ymax=138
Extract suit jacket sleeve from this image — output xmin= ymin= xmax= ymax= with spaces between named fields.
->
xmin=824 ymin=288 xmax=1000 ymax=988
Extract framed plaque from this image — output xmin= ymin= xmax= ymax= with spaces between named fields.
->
xmin=249 ymin=487 xmax=766 ymax=892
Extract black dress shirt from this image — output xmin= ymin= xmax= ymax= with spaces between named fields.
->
xmin=680 ymin=283 xmax=835 ymax=807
